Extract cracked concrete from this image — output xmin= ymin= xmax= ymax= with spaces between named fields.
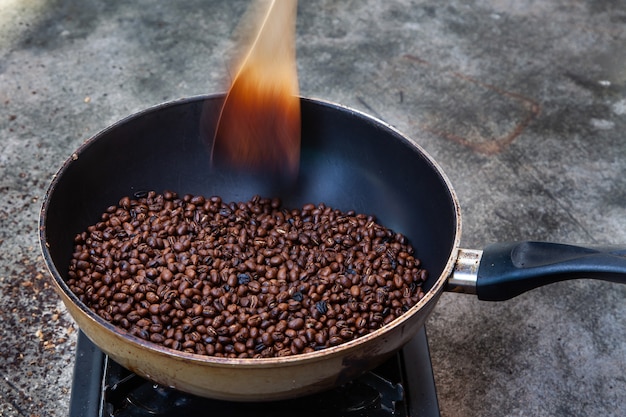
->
xmin=1 ymin=0 xmax=625 ymax=416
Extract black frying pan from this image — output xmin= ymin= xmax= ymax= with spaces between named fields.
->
xmin=39 ymin=95 xmax=626 ymax=401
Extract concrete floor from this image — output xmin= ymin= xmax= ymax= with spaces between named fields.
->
xmin=1 ymin=0 xmax=625 ymax=416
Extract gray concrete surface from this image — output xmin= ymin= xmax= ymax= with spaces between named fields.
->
xmin=1 ymin=0 xmax=625 ymax=416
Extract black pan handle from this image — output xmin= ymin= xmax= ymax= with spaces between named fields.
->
xmin=448 ymin=242 xmax=626 ymax=301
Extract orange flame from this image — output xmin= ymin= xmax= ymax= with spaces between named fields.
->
xmin=213 ymin=0 xmax=300 ymax=179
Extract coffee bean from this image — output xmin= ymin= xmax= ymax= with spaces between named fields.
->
xmin=329 ymin=336 xmax=344 ymax=346
xmin=287 ymin=317 xmax=304 ymax=330
xmin=68 ymin=192 xmax=428 ymax=358
xmin=315 ymin=300 xmax=328 ymax=315
xmin=350 ymin=285 xmax=361 ymax=298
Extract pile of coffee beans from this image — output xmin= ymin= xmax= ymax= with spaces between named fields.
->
xmin=67 ymin=191 xmax=428 ymax=358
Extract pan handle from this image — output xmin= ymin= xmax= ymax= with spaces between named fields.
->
xmin=448 ymin=242 xmax=626 ymax=301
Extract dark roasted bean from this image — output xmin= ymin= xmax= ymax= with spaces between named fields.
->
xmin=237 ymin=273 xmax=251 ymax=285
xmin=261 ymin=332 xmax=274 ymax=347
xmin=287 ymin=317 xmax=304 ymax=331
xmin=316 ymin=300 xmax=328 ymax=314
xmin=314 ymin=332 xmax=327 ymax=346
xmin=329 ymin=336 xmax=343 ymax=346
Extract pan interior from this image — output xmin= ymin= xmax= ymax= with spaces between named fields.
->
xmin=42 ymin=95 xmax=458 ymax=305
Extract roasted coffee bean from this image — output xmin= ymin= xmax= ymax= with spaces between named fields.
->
xmin=315 ymin=300 xmax=328 ymax=315
xmin=247 ymin=314 xmax=262 ymax=327
xmin=261 ymin=332 xmax=274 ymax=347
xmin=68 ymin=192 xmax=427 ymax=358
xmin=291 ymin=337 xmax=305 ymax=353
xmin=329 ymin=336 xmax=344 ymax=346
xmin=237 ymin=273 xmax=251 ymax=285
xmin=287 ymin=317 xmax=304 ymax=331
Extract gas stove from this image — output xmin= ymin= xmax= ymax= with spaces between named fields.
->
xmin=69 ymin=327 xmax=440 ymax=416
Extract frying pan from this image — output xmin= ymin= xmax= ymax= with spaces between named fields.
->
xmin=39 ymin=94 xmax=626 ymax=401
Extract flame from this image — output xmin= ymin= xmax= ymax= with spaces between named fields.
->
xmin=213 ymin=0 xmax=300 ymax=179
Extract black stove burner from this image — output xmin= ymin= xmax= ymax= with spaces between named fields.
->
xmin=106 ymin=368 xmax=401 ymax=417
xmin=70 ymin=328 xmax=439 ymax=417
